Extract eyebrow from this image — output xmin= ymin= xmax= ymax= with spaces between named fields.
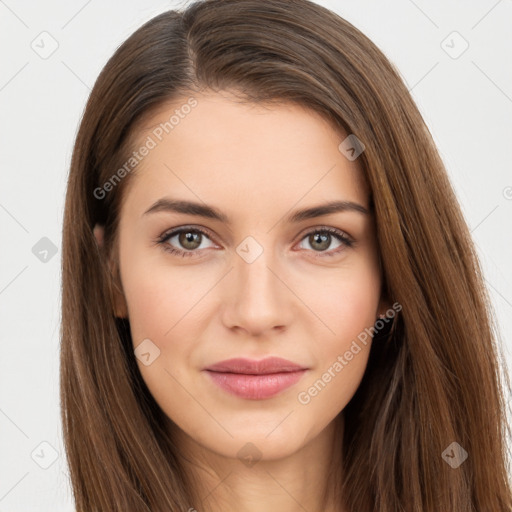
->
xmin=142 ymin=198 xmax=370 ymax=223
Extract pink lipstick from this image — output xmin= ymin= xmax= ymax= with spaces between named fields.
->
xmin=203 ymin=357 xmax=308 ymax=400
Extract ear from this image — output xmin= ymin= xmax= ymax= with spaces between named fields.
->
xmin=93 ymin=223 xmax=104 ymax=248
xmin=93 ymin=224 xmax=129 ymax=319
xmin=376 ymin=295 xmax=393 ymax=319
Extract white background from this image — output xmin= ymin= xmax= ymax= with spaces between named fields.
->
xmin=0 ymin=0 xmax=511 ymax=510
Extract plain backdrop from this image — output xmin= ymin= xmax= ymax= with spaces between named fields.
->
xmin=0 ymin=0 xmax=511 ymax=510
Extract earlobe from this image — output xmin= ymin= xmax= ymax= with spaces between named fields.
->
xmin=376 ymin=296 xmax=393 ymax=319
xmin=112 ymin=291 xmax=129 ymax=319
xmin=109 ymin=257 xmax=129 ymax=320
xmin=93 ymin=223 xmax=104 ymax=248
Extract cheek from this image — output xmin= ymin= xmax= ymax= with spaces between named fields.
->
xmin=120 ymin=259 xmax=206 ymax=419
xmin=122 ymin=270 xmax=171 ymax=343
xmin=296 ymin=262 xmax=380 ymax=408
xmin=120 ymin=250 xmax=209 ymax=342
xmin=307 ymin=263 xmax=381 ymax=340
xmin=296 ymin=292 xmax=377 ymax=424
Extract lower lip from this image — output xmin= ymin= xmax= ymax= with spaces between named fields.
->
xmin=204 ymin=370 xmax=307 ymax=400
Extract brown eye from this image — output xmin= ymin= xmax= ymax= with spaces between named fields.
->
xmin=157 ymin=226 xmax=215 ymax=257
xmin=297 ymin=227 xmax=353 ymax=256
xmin=308 ymin=232 xmax=331 ymax=251
xmin=178 ymin=231 xmax=203 ymax=250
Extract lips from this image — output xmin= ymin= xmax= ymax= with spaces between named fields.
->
xmin=204 ymin=357 xmax=307 ymax=374
xmin=203 ymin=357 xmax=308 ymax=400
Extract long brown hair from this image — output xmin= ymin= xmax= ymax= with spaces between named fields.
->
xmin=60 ymin=0 xmax=512 ymax=510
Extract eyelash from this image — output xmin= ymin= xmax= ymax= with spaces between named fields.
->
xmin=154 ymin=225 xmax=354 ymax=259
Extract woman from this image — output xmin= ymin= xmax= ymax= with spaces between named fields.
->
xmin=60 ymin=0 xmax=512 ymax=510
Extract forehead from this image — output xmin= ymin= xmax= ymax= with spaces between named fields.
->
xmin=121 ymin=90 xmax=369 ymax=220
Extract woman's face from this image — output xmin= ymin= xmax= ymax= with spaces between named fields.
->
xmin=105 ymin=90 xmax=386 ymax=461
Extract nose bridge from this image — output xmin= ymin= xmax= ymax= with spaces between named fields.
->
xmin=226 ymin=234 xmax=289 ymax=333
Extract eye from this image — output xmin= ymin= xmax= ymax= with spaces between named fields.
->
xmin=296 ymin=227 xmax=354 ymax=257
xmin=154 ymin=225 xmax=354 ymax=258
xmin=155 ymin=226 xmax=216 ymax=258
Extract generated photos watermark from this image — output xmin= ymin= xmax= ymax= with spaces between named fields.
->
xmin=297 ymin=301 xmax=402 ymax=405
xmin=93 ymin=97 xmax=198 ymax=200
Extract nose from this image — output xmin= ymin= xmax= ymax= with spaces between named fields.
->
xmin=221 ymin=244 xmax=292 ymax=337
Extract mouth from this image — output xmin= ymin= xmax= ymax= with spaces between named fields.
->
xmin=203 ymin=357 xmax=309 ymax=400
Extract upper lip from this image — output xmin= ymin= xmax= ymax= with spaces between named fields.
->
xmin=204 ymin=357 xmax=307 ymax=375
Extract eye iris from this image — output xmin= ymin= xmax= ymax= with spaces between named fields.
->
xmin=179 ymin=231 xmax=201 ymax=250
xmin=309 ymin=232 xmax=330 ymax=251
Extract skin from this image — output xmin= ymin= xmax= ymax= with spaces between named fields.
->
xmin=94 ymin=90 xmax=389 ymax=512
